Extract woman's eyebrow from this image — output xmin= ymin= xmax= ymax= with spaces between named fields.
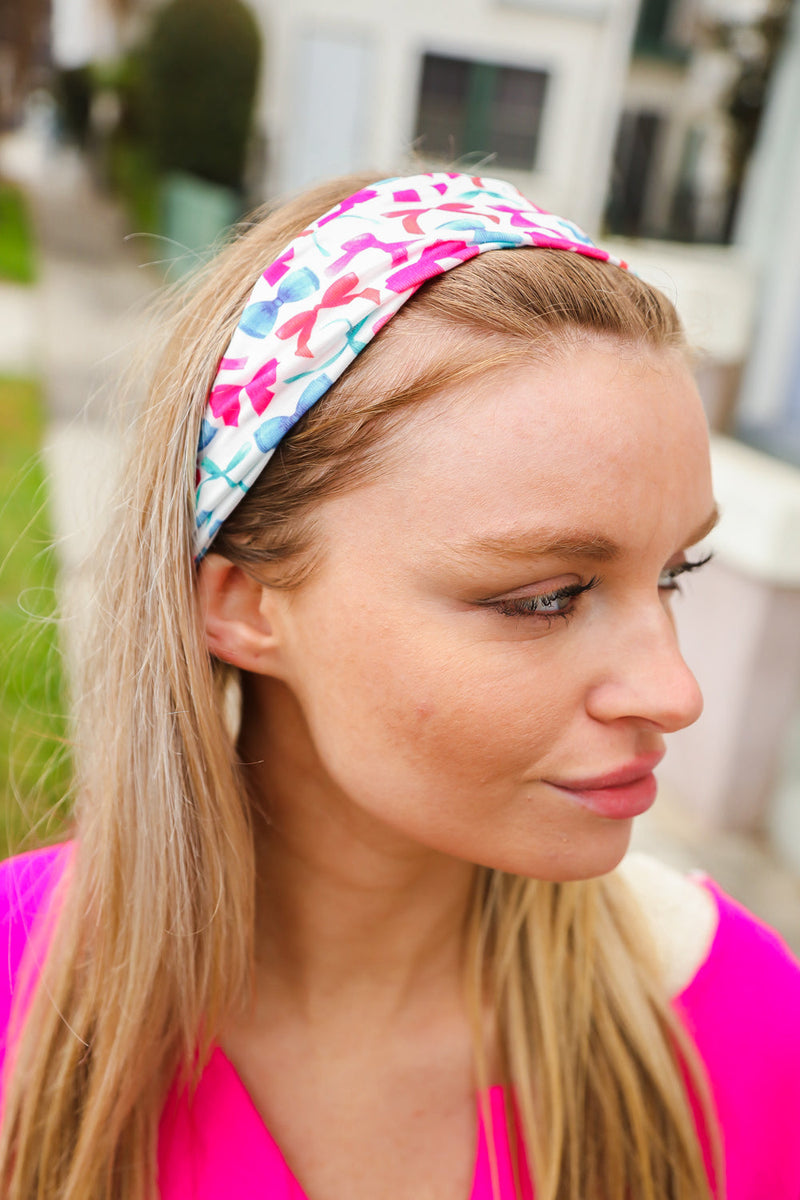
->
xmin=444 ymin=528 xmax=623 ymax=565
xmin=443 ymin=506 xmax=720 ymax=566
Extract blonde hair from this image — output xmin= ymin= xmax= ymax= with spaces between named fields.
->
xmin=0 ymin=174 xmax=720 ymax=1200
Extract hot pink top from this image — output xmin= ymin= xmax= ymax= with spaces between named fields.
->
xmin=1 ymin=844 xmax=799 ymax=1199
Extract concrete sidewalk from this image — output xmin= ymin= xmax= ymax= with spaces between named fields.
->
xmin=2 ymin=129 xmax=799 ymax=953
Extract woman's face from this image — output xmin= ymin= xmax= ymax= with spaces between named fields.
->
xmin=256 ymin=337 xmax=716 ymax=880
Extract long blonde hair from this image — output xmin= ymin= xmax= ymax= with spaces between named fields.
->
xmin=0 ymin=174 xmax=720 ymax=1200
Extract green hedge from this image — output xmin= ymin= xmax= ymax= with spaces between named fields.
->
xmin=143 ymin=0 xmax=261 ymax=191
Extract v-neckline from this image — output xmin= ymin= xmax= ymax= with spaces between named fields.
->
xmin=159 ymin=881 xmax=723 ymax=1198
xmin=207 ymin=1044 xmax=516 ymax=1200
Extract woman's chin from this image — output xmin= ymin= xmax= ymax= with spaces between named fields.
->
xmin=488 ymin=818 xmax=635 ymax=882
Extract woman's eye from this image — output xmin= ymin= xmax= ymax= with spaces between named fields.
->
xmin=487 ymin=576 xmax=600 ymax=620
xmin=658 ymin=553 xmax=713 ymax=592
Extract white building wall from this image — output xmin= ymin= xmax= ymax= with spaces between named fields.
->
xmin=51 ymin=0 xmax=118 ymax=67
xmin=248 ymin=0 xmax=639 ymax=233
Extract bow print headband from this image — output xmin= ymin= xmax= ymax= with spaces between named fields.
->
xmin=195 ymin=171 xmax=628 ymax=560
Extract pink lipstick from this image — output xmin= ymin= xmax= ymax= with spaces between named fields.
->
xmin=546 ymin=753 xmax=665 ymax=820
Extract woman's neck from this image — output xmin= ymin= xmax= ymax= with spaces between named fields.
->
xmin=238 ymin=677 xmax=477 ymax=1022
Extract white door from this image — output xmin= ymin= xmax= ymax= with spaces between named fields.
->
xmin=282 ymin=28 xmax=372 ymax=194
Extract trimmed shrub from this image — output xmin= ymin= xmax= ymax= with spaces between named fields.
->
xmin=142 ymin=0 xmax=261 ymax=191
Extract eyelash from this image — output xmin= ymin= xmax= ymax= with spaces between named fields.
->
xmin=487 ymin=553 xmax=714 ymax=620
xmin=658 ymin=553 xmax=713 ymax=592
xmin=490 ymin=576 xmax=600 ymax=621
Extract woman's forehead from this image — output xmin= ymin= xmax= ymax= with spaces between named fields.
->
xmin=378 ymin=338 xmax=701 ymax=473
xmin=313 ymin=340 xmax=713 ymax=564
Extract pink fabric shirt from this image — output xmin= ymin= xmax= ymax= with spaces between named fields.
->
xmin=2 ymin=843 xmax=799 ymax=1199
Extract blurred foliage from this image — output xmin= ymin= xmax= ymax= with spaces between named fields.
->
xmin=53 ymin=66 xmax=93 ymax=147
xmin=107 ymin=138 xmax=160 ymax=235
xmin=90 ymin=49 xmax=147 ymax=140
xmin=0 ymin=181 xmax=36 ymax=284
xmin=0 ymin=378 xmax=71 ymax=859
xmin=141 ymin=0 xmax=261 ymax=191
xmin=75 ymin=49 xmax=161 ymax=234
xmin=48 ymin=1 xmax=261 ymax=243
xmin=701 ymin=0 xmax=792 ymax=241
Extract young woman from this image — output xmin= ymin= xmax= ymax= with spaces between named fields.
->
xmin=1 ymin=170 xmax=799 ymax=1200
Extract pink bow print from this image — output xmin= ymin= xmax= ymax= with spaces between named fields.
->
xmin=276 ymin=273 xmax=380 ymax=358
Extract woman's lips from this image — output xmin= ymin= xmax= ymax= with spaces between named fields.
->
xmin=546 ymin=753 xmax=665 ymax=820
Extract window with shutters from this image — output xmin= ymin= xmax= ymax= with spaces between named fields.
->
xmin=415 ymin=52 xmax=549 ymax=171
xmin=633 ymin=0 xmax=690 ymax=63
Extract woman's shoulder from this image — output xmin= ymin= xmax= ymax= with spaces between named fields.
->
xmin=620 ymin=850 xmax=800 ymax=1088
xmin=0 ymin=841 xmax=74 ymax=920
xmin=673 ymin=868 xmax=800 ymax=1040
xmin=621 ymin=853 xmax=800 ymax=1195
xmin=0 ymin=842 xmax=75 ymax=1023
xmin=620 ymin=850 xmax=800 ymax=1005
xmin=618 ymin=853 xmax=720 ymax=996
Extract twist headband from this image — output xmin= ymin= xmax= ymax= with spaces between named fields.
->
xmin=195 ymin=171 xmax=628 ymax=560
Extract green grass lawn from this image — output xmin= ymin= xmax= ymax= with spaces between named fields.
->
xmin=0 ymin=182 xmax=36 ymax=284
xmin=0 ymin=378 xmax=71 ymax=858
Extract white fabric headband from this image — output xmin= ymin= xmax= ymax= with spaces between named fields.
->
xmin=195 ymin=171 xmax=628 ymax=560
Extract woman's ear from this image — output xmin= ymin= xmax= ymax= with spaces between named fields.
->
xmin=197 ymin=554 xmax=285 ymax=676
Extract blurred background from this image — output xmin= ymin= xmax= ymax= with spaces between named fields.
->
xmin=1 ymin=0 xmax=800 ymax=947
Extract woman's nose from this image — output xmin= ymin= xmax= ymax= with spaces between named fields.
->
xmin=584 ymin=606 xmax=704 ymax=733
